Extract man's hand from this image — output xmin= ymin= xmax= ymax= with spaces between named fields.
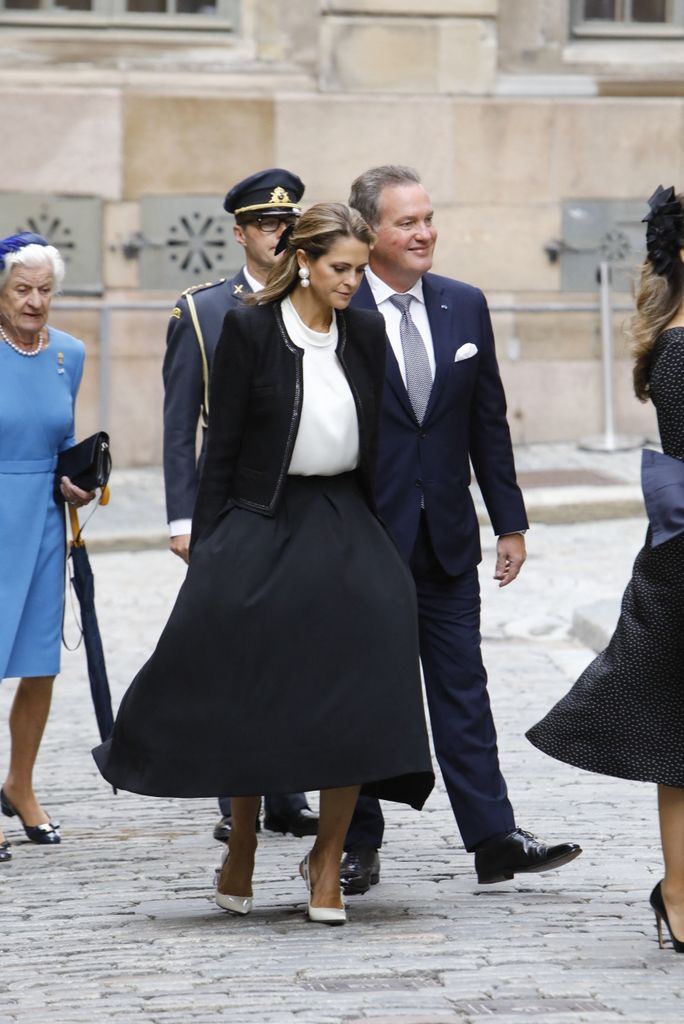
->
xmin=170 ymin=533 xmax=191 ymax=564
xmin=494 ymin=533 xmax=526 ymax=588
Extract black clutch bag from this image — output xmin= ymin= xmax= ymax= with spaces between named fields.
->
xmin=56 ymin=432 xmax=112 ymax=499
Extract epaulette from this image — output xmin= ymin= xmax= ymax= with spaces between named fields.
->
xmin=181 ymin=278 xmax=227 ymax=297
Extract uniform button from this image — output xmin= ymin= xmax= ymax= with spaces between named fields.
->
xmin=420 ymin=432 xmax=427 ymax=439
xmin=415 ymin=479 xmax=422 ymax=487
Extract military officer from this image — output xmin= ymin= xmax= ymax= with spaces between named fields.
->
xmin=162 ymin=168 xmax=318 ymax=844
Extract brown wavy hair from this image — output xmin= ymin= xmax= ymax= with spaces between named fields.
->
xmin=630 ymin=191 xmax=684 ymax=401
xmin=247 ymin=202 xmax=375 ymax=307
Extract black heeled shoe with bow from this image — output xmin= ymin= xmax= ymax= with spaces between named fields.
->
xmin=650 ymin=881 xmax=684 ymax=953
xmin=0 ymin=789 xmax=61 ymax=845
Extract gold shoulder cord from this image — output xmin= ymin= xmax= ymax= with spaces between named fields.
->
xmin=185 ymin=292 xmax=210 ymax=427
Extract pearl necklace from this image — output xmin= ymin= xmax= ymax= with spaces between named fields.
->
xmin=0 ymin=323 xmax=45 ymax=357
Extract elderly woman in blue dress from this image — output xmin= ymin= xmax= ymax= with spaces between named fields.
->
xmin=0 ymin=232 xmax=94 ymax=863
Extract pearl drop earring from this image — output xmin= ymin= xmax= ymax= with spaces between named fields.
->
xmin=298 ymin=266 xmax=310 ymax=288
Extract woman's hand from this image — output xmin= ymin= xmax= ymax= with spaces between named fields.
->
xmin=60 ymin=476 xmax=97 ymax=508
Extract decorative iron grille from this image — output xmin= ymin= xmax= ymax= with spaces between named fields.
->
xmin=139 ymin=196 xmax=244 ymax=291
xmin=0 ymin=193 xmax=102 ymax=294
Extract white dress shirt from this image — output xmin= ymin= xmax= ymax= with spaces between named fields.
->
xmin=282 ymin=296 xmax=360 ymax=476
xmin=365 ymin=266 xmax=436 ymax=384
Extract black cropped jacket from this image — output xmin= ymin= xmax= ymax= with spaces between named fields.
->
xmin=189 ymin=301 xmax=387 ymax=551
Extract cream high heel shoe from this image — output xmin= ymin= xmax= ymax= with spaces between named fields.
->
xmin=214 ymin=847 xmax=253 ymax=916
xmin=299 ymin=853 xmax=346 ymax=925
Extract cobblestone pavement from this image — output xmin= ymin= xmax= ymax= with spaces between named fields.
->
xmin=2 ymin=514 xmax=682 ymax=1024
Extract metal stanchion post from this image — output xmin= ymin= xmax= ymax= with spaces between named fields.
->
xmin=579 ymin=261 xmax=643 ymax=453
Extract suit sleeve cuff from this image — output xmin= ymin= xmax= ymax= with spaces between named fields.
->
xmin=169 ymin=518 xmax=192 ymax=537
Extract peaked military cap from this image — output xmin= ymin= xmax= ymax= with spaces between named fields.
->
xmin=224 ymin=168 xmax=305 ymax=218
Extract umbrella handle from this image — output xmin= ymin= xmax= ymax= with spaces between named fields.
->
xmin=68 ymin=504 xmax=85 ymax=547
xmin=67 ymin=485 xmax=110 ymax=546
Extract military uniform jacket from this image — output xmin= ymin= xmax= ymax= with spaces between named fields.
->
xmin=163 ymin=268 xmax=252 ymax=524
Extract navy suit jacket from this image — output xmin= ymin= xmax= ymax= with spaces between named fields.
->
xmin=352 ymin=273 xmax=528 ymax=576
xmin=163 ymin=269 xmax=252 ymax=523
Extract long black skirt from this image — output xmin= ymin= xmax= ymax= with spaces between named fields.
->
xmin=527 ymin=528 xmax=684 ymax=787
xmin=94 ymin=473 xmax=434 ymax=808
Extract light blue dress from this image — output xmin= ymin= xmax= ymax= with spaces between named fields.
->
xmin=0 ymin=328 xmax=85 ymax=680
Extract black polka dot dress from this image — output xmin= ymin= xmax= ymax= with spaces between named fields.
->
xmin=527 ymin=327 xmax=684 ymax=786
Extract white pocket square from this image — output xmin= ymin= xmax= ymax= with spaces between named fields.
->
xmin=454 ymin=343 xmax=478 ymax=362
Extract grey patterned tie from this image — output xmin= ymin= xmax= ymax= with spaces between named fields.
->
xmin=389 ymin=293 xmax=433 ymax=424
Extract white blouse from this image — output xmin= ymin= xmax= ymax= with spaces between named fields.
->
xmin=281 ymin=296 xmax=360 ymax=477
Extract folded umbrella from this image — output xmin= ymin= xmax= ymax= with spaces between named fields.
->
xmin=66 ymin=500 xmax=116 ymax=783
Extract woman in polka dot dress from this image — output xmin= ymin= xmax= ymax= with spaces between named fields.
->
xmin=527 ymin=185 xmax=684 ymax=954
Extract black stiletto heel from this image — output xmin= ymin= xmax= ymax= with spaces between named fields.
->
xmin=0 ymin=789 xmax=61 ymax=845
xmin=650 ymin=881 xmax=684 ymax=953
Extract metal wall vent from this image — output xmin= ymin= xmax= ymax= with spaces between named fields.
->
xmin=559 ymin=198 xmax=646 ymax=292
xmin=138 ymin=196 xmax=244 ymax=291
xmin=0 ymin=193 xmax=102 ymax=295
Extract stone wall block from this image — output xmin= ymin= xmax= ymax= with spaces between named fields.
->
xmin=275 ymin=96 xmax=456 ymax=204
xmin=2 ymin=89 xmax=122 ymax=200
xmin=499 ymin=359 xmax=656 ymax=445
xmin=106 ymin=308 xmax=169 ymax=465
xmin=552 ymin=100 xmax=684 ymax=199
xmin=434 ymin=203 xmax=560 ymax=293
xmin=453 ymin=100 xmax=553 ymax=202
xmin=320 ymin=18 xmax=439 ymax=93
xmin=321 ymin=16 xmax=497 ymax=94
xmin=439 ymin=19 xmax=497 ymax=95
xmin=123 ymin=97 xmax=275 ymax=198
xmin=103 ymin=203 xmax=140 ymax=291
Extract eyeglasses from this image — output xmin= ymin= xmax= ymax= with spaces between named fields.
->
xmin=243 ymin=216 xmax=297 ymax=234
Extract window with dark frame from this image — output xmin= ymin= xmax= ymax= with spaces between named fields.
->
xmin=572 ymin=0 xmax=684 ymax=33
xmin=0 ymin=0 xmax=234 ymax=21
xmin=583 ymin=0 xmax=668 ymax=19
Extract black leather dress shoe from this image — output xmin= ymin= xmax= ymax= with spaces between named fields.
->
xmin=263 ymin=808 xmax=318 ymax=837
xmin=213 ymin=815 xmax=232 ymax=844
xmin=340 ymin=847 xmax=380 ymax=895
xmin=213 ymin=811 xmax=263 ymax=843
xmin=475 ymin=827 xmax=582 ymax=884
xmin=0 ymin=840 xmax=11 ymax=863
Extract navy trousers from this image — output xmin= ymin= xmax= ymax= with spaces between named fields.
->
xmin=345 ymin=514 xmax=515 ymax=853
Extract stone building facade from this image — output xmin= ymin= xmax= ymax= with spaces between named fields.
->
xmin=1 ymin=0 xmax=682 ymax=461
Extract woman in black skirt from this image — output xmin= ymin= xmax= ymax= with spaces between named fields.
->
xmin=527 ymin=185 xmax=684 ymax=953
xmin=94 ymin=203 xmax=434 ymax=924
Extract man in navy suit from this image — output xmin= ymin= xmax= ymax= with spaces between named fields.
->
xmin=340 ymin=165 xmax=581 ymax=892
xmin=163 ymin=168 xmax=318 ymax=843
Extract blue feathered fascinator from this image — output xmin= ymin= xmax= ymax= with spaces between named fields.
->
xmin=0 ymin=232 xmax=50 ymax=272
